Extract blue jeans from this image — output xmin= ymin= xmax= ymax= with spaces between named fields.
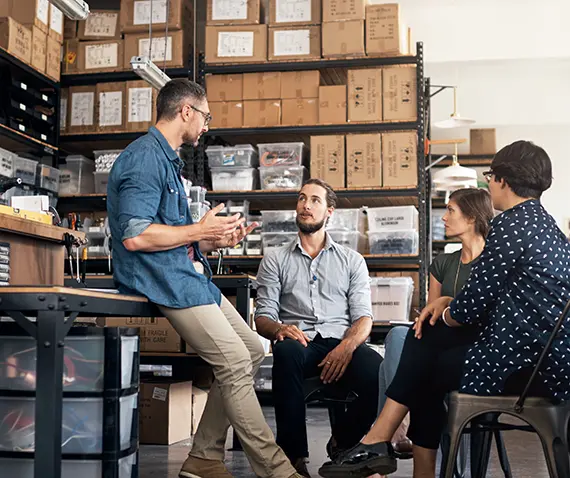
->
xmin=378 ymin=326 xmax=409 ymax=414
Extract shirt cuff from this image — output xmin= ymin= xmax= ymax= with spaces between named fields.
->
xmin=350 ymin=310 xmax=373 ymax=323
xmin=122 ymin=218 xmax=152 ymax=241
xmin=254 ymin=308 xmax=280 ymax=322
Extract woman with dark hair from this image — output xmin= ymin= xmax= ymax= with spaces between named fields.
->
xmin=320 ymin=140 xmax=570 ymax=478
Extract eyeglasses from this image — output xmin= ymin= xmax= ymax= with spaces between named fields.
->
xmin=190 ymin=105 xmax=212 ymax=127
xmin=482 ymin=170 xmax=494 ymax=183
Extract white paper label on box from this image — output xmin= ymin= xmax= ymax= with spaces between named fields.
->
xmin=138 ymin=37 xmax=173 ymax=63
xmin=99 ymin=91 xmax=123 ymax=127
xmin=152 ymin=387 xmax=168 ymax=401
xmin=60 ymin=97 xmax=67 ymax=128
xmin=212 ymin=0 xmax=248 ymax=20
xmin=128 ymin=87 xmax=153 ymax=123
xmin=19 ymin=104 xmax=26 ymax=111
xmin=36 ymin=0 xmax=50 ymax=26
xmin=20 ymin=82 xmax=27 ymax=91
xmin=84 ymin=12 xmax=118 ymax=37
xmin=41 ymin=133 xmax=47 ymax=141
xmin=275 ymin=0 xmax=311 ymax=23
xmin=85 ymin=43 xmax=119 ymax=69
xmin=217 ymin=32 xmax=254 ymax=57
xmin=274 ymin=29 xmax=310 ymax=56
xmin=18 ymin=124 xmax=25 ymax=132
xmin=41 ymin=114 xmax=47 ymax=121
xmin=50 ymin=5 xmax=64 ymax=35
xmin=133 ymin=0 xmax=168 ymax=25
xmin=42 ymin=94 xmax=48 ymax=102
xmin=70 ymin=92 xmax=94 ymax=126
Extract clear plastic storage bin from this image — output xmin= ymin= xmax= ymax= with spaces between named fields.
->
xmin=366 ymin=206 xmax=419 ymax=232
xmin=3 ymin=186 xmax=35 ymax=206
xmin=260 ymin=166 xmax=307 ymax=190
xmin=327 ymin=208 xmax=363 ymax=232
xmin=36 ymin=164 xmax=60 ymax=193
xmin=368 ymin=230 xmax=419 ymax=255
xmin=258 ymin=142 xmax=306 ymax=167
xmin=0 ymin=394 xmax=137 ymax=453
xmin=0 ymin=147 xmax=14 ymax=178
xmin=61 ymin=155 xmax=95 ymax=195
xmin=12 ymin=157 xmax=38 ymax=186
xmin=227 ymin=200 xmax=250 ymax=218
xmin=206 ymin=145 xmax=258 ymax=167
xmin=211 ymin=167 xmax=257 ymax=191
xmin=94 ymin=172 xmax=110 ymax=194
xmin=227 ymin=242 xmax=245 ymax=255
xmin=261 ymin=232 xmax=297 ymax=253
xmin=370 ymin=277 xmax=414 ymax=322
xmin=94 ymin=149 xmax=123 ymax=173
xmin=260 ymin=210 xmax=297 ymax=232
xmin=245 ymin=236 xmax=262 ymax=255
xmin=328 ymin=231 xmax=365 ymax=252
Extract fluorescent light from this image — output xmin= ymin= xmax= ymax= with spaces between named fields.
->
xmin=131 ymin=56 xmax=172 ymax=90
xmin=50 ymin=0 xmax=90 ymax=20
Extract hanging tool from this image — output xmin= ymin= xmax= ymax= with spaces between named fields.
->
xmin=216 ymin=249 xmax=224 ymax=275
xmin=64 ymin=233 xmax=74 ymax=279
xmin=81 ymin=248 xmax=87 ymax=283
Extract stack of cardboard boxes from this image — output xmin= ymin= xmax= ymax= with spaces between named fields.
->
xmin=0 ymin=0 xmax=64 ymax=81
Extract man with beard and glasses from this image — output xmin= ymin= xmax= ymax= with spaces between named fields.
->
xmin=255 ymin=179 xmax=382 ymax=478
xmin=107 ymin=79 xmax=305 ymax=478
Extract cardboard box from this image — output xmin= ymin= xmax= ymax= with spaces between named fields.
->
xmin=282 ymin=98 xmax=318 ymax=126
xmin=323 ymin=0 xmax=365 ymax=21
xmin=192 ymin=386 xmax=209 ymax=436
xmin=244 ymin=100 xmax=281 ymax=127
xmin=97 ymin=82 xmax=126 ymax=132
xmin=78 ymin=40 xmax=123 ymax=73
xmin=382 ymin=131 xmax=418 ymax=187
xmin=366 ymin=4 xmax=408 ymax=56
xmin=322 ymin=20 xmax=364 ymax=57
xmin=346 ymin=133 xmax=382 ymax=187
xmin=0 ymin=0 xmax=50 ymax=34
xmin=268 ymin=25 xmax=321 ymax=61
xmin=205 ymin=25 xmax=267 ymax=64
xmin=78 ymin=10 xmax=121 ymax=41
xmin=209 ymin=101 xmax=244 ymax=129
xmin=45 ymin=35 xmax=61 ymax=81
xmin=0 ymin=17 xmax=32 ymax=65
xmin=62 ymin=39 xmax=79 ymax=74
xmin=30 ymin=26 xmax=46 ymax=73
xmin=68 ymin=86 xmax=97 ymax=134
xmin=124 ymin=30 xmax=188 ymax=69
xmin=120 ymin=0 xmax=192 ymax=33
xmin=63 ymin=18 xmax=77 ymax=39
xmin=319 ymin=85 xmax=346 ymax=124
xmin=127 ymin=80 xmax=157 ymax=132
xmin=205 ymin=74 xmax=243 ymax=101
xmin=48 ymin=4 xmax=64 ymax=43
xmin=281 ymin=70 xmax=320 ymax=99
xmin=139 ymin=381 xmax=192 ymax=445
xmin=269 ymin=0 xmax=321 ymax=26
xmin=243 ymin=72 xmax=281 ymax=100
xmin=470 ymin=128 xmax=496 ymax=155
xmin=207 ymin=0 xmax=261 ymax=25
xmin=348 ymin=68 xmax=382 ymax=122
xmin=382 ymin=66 xmax=417 ymax=121
xmin=310 ymin=135 xmax=345 ymax=188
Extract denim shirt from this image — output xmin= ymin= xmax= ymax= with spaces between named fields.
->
xmin=107 ymin=126 xmax=221 ymax=309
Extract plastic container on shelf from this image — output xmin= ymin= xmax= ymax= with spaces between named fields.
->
xmin=94 ymin=171 xmax=110 ymax=194
xmin=12 ymin=157 xmax=38 ymax=186
xmin=370 ymin=277 xmax=414 ymax=323
xmin=328 ymin=231 xmax=365 ymax=252
xmin=368 ymin=230 xmax=419 ymax=255
xmin=36 ymin=164 xmax=60 ymax=193
xmin=93 ymin=150 xmax=123 ymax=173
xmin=260 ymin=210 xmax=297 ymax=232
xmin=327 ymin=208 xmax=364 ymax=232
xmin=261 ymin=232 xmax=297 ymax=253
xmin=0 ymin=147 xmax=14 ymax=178
xmin=188 ymin=186 xmax=206 ymax=203
xmin=2 ymin=186 xmax=35 ymax=207
xmin=189 ymin=203 xmax=202 ymax=222
xmin=0 ymin=394 xmax=137 ymax=453
xmin=257 ymin=142 xmax=306 ymax=167
xmin=366 ymin=206 xmax=419 ymax=232
xmin=206 ymin=145 xmax=258 ymax=167
xmin=210 ymin=167 xmax=257 ymax=191
xmin=61 ymin=155 xmax=95 ymax=195
xmin=227 ymin=242 xmax=245 ymax=256
xmin=245 ymin=237 xmax=262 ymax=255
xmin=260 ymin=166 xmax=307 ymax=190
xmin=227 ymin=200 xmax=250 ymax=218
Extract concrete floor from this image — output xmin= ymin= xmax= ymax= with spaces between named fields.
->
xmin=139 ymin=406 xmax=551 ymax=478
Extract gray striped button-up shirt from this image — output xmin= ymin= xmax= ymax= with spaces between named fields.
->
xmin=255 ymin=233 xmax=373 ymax=340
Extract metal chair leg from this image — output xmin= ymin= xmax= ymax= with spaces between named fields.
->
xmin=494 ymin=430 xmax=513 ymax=478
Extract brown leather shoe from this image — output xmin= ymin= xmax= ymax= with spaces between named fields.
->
xmin=392 ymin=437 xmax=413 ymax=459
xmin=179 ymin=455 xmax=233 ymax=478
xmin=292 ymin=457 xmax=312 ymax=478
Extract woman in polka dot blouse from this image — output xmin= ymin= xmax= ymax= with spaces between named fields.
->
xmin=319 ymin=140 xmax=570 ymax=478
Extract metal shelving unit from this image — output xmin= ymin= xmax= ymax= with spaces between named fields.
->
xmin=61 ymin=67 xmax=191 ymax=87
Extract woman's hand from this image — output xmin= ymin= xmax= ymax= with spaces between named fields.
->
xmin=413 ymin=296 xmax=453 ymax=339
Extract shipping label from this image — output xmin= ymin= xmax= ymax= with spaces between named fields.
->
xmin=273 ymin=29 xmax=310 ymax=56
xmin=212 ymin=0 xmax=248 ymax=20
xmin=50 ymin=5 xmax=64 ymax=35
xmin=99 ymin=91 xmax=123 ymax=127
xmin=70 ymin=92 xmax=94 ymax=127
xmin=84 ymin=12 xmax=118 ymax=37
xmin=152 ymin=387 xmax=168 ymax=401
xmin=134 ymin=0 xmax=168 ymax=25
xmin=275 ymin=0 xmax=311 ymax=23
xmin=138 ymin=36 xmax=173 ymax=62
xmin=129 ymin=87 xmax=153 ymax=123
xmin=85 ymin=43 xmax=119 ymax=69
xmin=217 ymin=31 xmax=254 ymax=57
xmin=36 ymin=0 xmax=50 ymax=26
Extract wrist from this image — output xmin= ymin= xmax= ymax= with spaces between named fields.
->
xmin=273 ymin=324 xmax=283 ymax=340
xmin=342 ymin=337 xmax=359 ymax=352
xmin=441 ymin=307 xmax=452 ymax=327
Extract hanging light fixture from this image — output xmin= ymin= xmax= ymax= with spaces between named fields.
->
xmin=50 ymin=0 xmax=90 ymax=20
xmin=434 ymin=86 xmax=476 ymax=129
xmin=432 ymin=143 xmax=478 ymax=201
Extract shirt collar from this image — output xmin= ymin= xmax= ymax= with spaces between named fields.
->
xmin=149 ymin=126 xmax=181 ymax=163
xmin=293 ymin=232 xmax=336 ymax=254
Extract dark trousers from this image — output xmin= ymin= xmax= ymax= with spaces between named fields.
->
xmin=272 ymin=334 xmax=382 ymax=460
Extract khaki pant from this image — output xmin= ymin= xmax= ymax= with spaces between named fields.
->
xmin=159 ymin=269 xmax=295 ymax=478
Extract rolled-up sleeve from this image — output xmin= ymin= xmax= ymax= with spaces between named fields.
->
xmin=255 ymin=251 xmax=282 ymax=322
xmin=116 ymin=151 xmax=165 ymax=241
xmin=348 ymin=254 xmax=373 ymax=322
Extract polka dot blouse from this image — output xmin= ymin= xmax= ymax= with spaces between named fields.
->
xmin=449 ymin=199 xmax=570 ymax=399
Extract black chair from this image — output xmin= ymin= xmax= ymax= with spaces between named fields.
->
xmin=442 ymin=299 xmax=570 ymax=478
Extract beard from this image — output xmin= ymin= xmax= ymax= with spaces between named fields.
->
xmin=182 ymin=130 xmax=199 ymax=146
xmin=296 ymin=215 xmax=326 ymax=234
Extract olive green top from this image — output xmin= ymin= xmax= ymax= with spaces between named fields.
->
xmin=429 ymin=250 xmax=480 ymax=297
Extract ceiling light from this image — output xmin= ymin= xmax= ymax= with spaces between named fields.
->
xmin=434 ymin=86 xmax=475 ymax=129
xmin=131 ymin=56 xmax=171 ymax=90
xmin=50 ymin=0 xmax=90 ymax=20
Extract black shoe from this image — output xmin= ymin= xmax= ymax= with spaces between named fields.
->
xmin=325 ymin=436 xmax=346 ymax=461
xmin=292 ymin=457 xmax=312 ymax=478
xmin=318 ymin=442 xmax=397 ymax=478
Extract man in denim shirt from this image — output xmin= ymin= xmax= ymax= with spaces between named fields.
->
xmin=107 ymin=80 xmax=301 ymax=478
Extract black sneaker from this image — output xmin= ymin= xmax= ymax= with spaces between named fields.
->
xmin=318 ymin=442 xmax=397 ymax=478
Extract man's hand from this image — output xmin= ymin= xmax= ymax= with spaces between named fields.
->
xmin=275 ymin=324 xmax=311 ymax=347
xmin=318 ymin=340 xmax=356 ymax=384
xmin=198 ymin=203 xmax=245 ymax=242
xmin=413 ymin=296 xmax=453 ymax=339
xmin=214 ymin=221 xmax=259 ymax=249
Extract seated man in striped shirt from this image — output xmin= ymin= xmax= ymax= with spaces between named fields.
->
xmin=255 ymin=179 xmax=382 ymax=478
